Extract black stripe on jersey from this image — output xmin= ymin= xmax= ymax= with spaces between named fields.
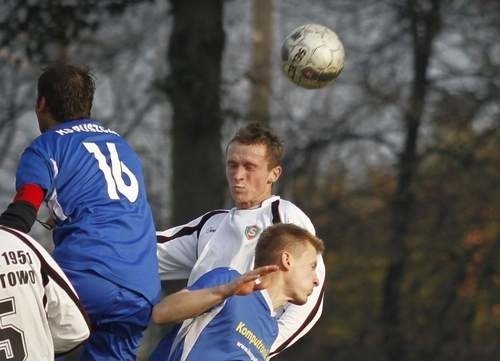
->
xmin=269 ymin=280 xmax=326 ymax=356
xmin=0 ymin=226 xmax=93 ymax=334
xmin=41 ymin=266 xmax=49 ymax=286
xmin=156 ymin=209 xmax=228 ymax=243
xmin=271 ymin=199 xmax=281 ymax=224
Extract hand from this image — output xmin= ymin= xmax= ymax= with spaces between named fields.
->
xmin=221 ymin=265 xmax=279 ymax=297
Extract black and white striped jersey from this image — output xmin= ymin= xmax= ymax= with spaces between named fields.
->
xmin=0 ymin=226 xmax=90 ymax=360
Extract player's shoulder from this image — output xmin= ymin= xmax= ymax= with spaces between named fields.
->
xmin=185 ymin=208 xmax=229 ymax=224
xmin=207 ymin=267 xmax=239 ymax=278
xmin=270 ymin=196 xmax=316 ymax=234
xmin=1 ymin=226 xmax=35 ymax=245
xmin=157 ymin=209 xmax=229 ymax=231
xmin=190 ymin=267 xmax=239 ymax=290
xmin=0 ymin=226 xmax=47 ymax=259
xmin=273 ymin=196 xmax=309 ymax=217
xmin=201 ymin=208 xmax=230 ymax=220
xmin=189 ymin=208 xmax=230 ymax=229
xmin=156 ymin=208 xmax=229 ymax=236
xmin=24 ymin=129 xmax=49 ymax=152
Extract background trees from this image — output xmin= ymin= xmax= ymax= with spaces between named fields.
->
xmin=166 ymin=0 xmax=225 ymax=225
xmin=0 ymin=1 xmax=498 ymax=360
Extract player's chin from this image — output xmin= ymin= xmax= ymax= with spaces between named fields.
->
xmin=230 ymin=189 xmax=245 ymax=199
xmin=232 ymin=193 xmax=251 ymax=207
xmin=290 ymin=296 xmax=308 ymax=306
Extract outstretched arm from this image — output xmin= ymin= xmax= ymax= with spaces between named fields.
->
xmin=152 ymin=265 xmax=278 ymax=325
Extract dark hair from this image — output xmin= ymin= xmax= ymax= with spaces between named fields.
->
xmin=227 ymin=122 xmax=284 ymax=169
xmin=254 ymin=223 xmax=324 ymax=267
xmin=37 ymin=64 xmax=95 ymax=123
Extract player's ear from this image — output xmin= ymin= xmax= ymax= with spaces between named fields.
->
xmin=280 ymin=251 xmax=292 ymax=271
xmin=36 ymin=96 xmax=42 ymax=112
xmin=36 ymin=96 xmax=48 ymax=112
xmin=267 ymin=165 xmax=282 ymax=184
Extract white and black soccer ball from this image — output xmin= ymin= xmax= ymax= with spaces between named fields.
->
xmin=281 ymin=24 xmax=345 ymax=89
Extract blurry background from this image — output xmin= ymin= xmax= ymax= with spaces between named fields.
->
xmin=1 ymin=0 xmax=499 ymax=360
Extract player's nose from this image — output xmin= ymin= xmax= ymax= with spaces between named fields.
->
xmin=232 ymin=166 xmax=245 ymax=180
xmin=312 ymin=271 xmax=319 ymax=287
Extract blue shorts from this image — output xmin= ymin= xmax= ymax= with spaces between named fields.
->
xmin=63 ymin=268 xmax=153 ymax=361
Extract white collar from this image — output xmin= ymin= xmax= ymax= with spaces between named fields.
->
xmin=260 ymin=289 xmax=276 ymax=317
xmin=233 ymin=195 xmax=281 ymax=212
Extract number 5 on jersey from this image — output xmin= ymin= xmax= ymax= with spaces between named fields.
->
xmin=0 ymin=297 xmax=27 ymax=361
xmin=83 ymin=142 xmax=139 ymax=203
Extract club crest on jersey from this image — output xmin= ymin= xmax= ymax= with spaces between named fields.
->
xmin=244 ymin=225 xmax=261 ymax=240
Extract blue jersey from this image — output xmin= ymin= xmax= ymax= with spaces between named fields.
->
xmin=15 ymin=118 xmax=160 ymax=303
xmin=150 ymin=267 xmax=278 ymax=361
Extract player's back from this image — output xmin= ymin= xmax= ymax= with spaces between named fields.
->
xmin=15 ymin=118 xmax=160 ymax=302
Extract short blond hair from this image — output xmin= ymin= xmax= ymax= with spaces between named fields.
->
xmin=255 ymin=223 xmax=324 ymax=267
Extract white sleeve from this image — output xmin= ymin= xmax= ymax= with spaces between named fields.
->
xmin=35 ymin=244 xmax=91 ymax=353
xmin=270 ymin=253 xmax=325 ymax=357
xmin=156 ymin=213 xmax=211 ymax=280
xmin=280 ymin=200 xmax=316 ymax=236
xmin=157 ymin=229 xmax=197 ymax=280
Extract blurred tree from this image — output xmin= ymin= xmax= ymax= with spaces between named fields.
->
xmin=0 ymin=62 xmax=30 ymax=170
xmin=248 ymin=0 xmax=273 ymax=126
xmin=164 ymin=0 xmax=225 ymax=224
xmin=0 ymin=0 xmax=228 ymax=224
xmin=0 ymin=0 xmax=151 ymax=62
xmin=381 ymin=2 xmax=442 ymax=360
xmin=272 ymin=0 xmax=500 ymax=361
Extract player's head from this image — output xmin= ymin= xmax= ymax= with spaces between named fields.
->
xmin=227 ymin=122 xmax=284 ymax=169
xmin=225 ymin=122 xmax=284 ymax=209
xmin=36 ymin=64 xmax=95 ymax=131
xmin=255 ymin=223 xmax=324 ymax=305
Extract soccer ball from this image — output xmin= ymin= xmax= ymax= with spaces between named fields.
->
xmin=281 ymin=24 xmax=345 ymax=89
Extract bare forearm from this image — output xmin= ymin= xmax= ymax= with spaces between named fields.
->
xmin=152 ymin=265 xmax=278 ymax=325
xmin=151 ymin=287 xmax=227 ymax=325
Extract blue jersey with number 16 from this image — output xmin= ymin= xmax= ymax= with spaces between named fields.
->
xmin=15 ymin=118 xmax=160 ymax=303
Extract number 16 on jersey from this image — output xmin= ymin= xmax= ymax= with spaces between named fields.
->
xmin=83 ymin=142 xmax=139 ymax=202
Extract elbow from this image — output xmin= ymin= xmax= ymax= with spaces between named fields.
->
xmin=72 ymin=319 xmax=91 ymax=345
xmin=53 ymin=325 xmax=90 ymax=354
xmin=152 ymin=305 xmax=171 ymax=325
xmin=76 ymin=327 xmax=91 ymax=344
xmin=151 ymin=307 xmax=162 ymax=325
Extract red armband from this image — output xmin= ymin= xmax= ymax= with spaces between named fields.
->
xmin=14 ymin=184 xmax=45 ymax=211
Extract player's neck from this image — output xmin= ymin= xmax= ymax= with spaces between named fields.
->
xmin=235 ymin=194 xmax=274 ymax=210
xmin=264 ymin=276 xmax=288 ymax=311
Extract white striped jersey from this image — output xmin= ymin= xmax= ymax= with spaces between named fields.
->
xmin=157 ymin=195 xmax=325 ymax=357
xmin=0 ymin=226 xmax=90 ymax=360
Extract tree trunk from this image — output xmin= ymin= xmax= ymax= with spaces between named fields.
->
xmin=248 ymin=0 xmax=272 ymax=125
xmin=167 ymin=0 xmax=226 ymax=224
xmin=381 ymin=1 xmax=442 ymax=361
